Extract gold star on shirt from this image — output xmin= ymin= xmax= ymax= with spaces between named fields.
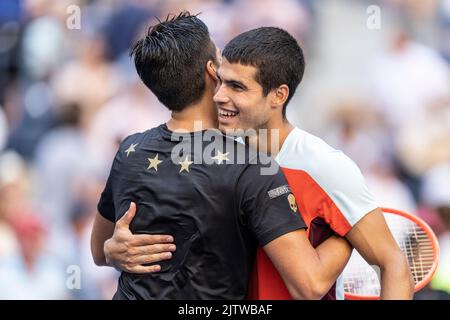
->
xmin=147 ymin=154 xmax=163 ymax=171
xmin=125 ymin=143 xmax=138 ymax=157
xmin=179 ymin=156 xmax=193 ymax=173
xmin=212 ymin=150 xmax=229 ymax=164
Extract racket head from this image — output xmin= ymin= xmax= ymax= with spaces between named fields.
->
xmin=343 ymin=207 xmax=440 ymax=300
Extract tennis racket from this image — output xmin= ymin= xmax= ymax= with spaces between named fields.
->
xmin=343 ymin=207 xmax=440 ymax=300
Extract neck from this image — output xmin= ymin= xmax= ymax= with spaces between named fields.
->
xmin=166 ymin=92 xmax=218 ymax=132
xmin=248 ymin=116 xmax=294 ymax=156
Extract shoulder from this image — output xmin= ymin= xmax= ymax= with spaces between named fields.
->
xmin=277 ymin=128 xmax=368 ymax=194
xmin=118 ymin=126 xmax=162 ymax=151
xmin=277 ymin=128 xmax=378 ymax=229
xmin=119 ymin=132 xmax=143 ymax=149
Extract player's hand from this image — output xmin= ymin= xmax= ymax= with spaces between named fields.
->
xmin=104 ymin=202 xmax=176 ymax=273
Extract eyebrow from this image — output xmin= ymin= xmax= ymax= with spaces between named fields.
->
xmin=217 ymin=73 xmax=248 ymax=90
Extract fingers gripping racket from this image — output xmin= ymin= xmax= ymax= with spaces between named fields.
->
xmin=343 ymin=207 xmax=440 ymax=300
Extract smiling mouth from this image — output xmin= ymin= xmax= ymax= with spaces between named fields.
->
xmin=218 ymin=108 xmax=239 ymax=118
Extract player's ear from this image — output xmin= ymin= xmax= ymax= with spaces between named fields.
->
xmin=270 ymin=84 xmax=289 ymax=109
xmin=206 ymin=60 xmax=218 ymax=82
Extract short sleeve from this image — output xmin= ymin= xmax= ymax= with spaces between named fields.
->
xmin=236 ymin=157 xmax=307 ymax=246
xmin=97 ymin=170 xmax=115 ymax=222
xmin=97 ymin=134 xmax=138 ymax=222
xmin=320 ymin=152 xmax=379 ymax=233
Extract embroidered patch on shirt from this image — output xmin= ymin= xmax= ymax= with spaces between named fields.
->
xmin=267 ymin=185 xmax=291 ymax=199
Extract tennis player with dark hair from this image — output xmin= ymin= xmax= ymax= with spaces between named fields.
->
xmin=212 ymin=27 xmax=413 ymax=300
xmin=90 ymin=12 xmax=352 ymax=300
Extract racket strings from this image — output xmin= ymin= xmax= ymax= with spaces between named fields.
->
xmin=343 ymin=214 xmax=436 ymax=296
xmin=395 ymin=223 xmax=434 ymax=283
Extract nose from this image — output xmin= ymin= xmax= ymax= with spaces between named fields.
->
xmin=213 ymin=84 xmax=229 ymax=105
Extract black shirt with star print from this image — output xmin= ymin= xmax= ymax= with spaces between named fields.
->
xmin=97 ymin=123 xmax=306 ymax=300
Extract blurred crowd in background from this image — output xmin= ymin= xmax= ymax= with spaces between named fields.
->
xmin=0 ymin=0 xmax=449 ymax=299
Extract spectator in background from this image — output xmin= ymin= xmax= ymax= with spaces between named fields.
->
xmin=0 ymin=213 xmax=67 ymax=299
xmin=438 ymin=0 xmax=450 ymax=63
xmin=21 ymin=0 xmax=71 ymax=81
xmin=6 ymin=0 xmax=72 ymax=159
xmin=165 ymin=0 xmax=237 ymax=49
xmin=62 ymin=199 xmax=118 ymax=299
xmin=395 ymin=98 xmax=450 ymax=179
xmin=234 ymin=0 xmax=312 ymax=45
xmin=324 ymin=99 xmax=417 ymax=214
xmin=102 ymin=0 xmax=158 ymax=61
xmin=0 ymin=151 xmax=21 ymax=259
xmin=0 ymin=151 xmax=67 ymax=299
xmin=324 ymin=99 xmax=384 ymax=174
xmin=33 ymin=103 xmax=99 ymax=228
xmin=51 ymin=30 xmax=122 ymax=128
xmin=368 ymin=28 xmax=450 ymax=132
xmin=88 ymin=77 xmax=170 ymax=164
xmin=367 ymin=23 xmax=450 ymax=201
xmin=419 ymin=164 xmax=450 ymax=298
xmin=32 ymin=101 xmax=119 ymax=299
xmin=0 ymin=107 xmax=7 ymax=151
xmin=0 ymin=0 xmax=21 ymax=105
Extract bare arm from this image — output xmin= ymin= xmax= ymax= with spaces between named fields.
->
xmin=263 ymin=229 xmax=352 ymax=300
xmin=91 ymin=202 xmax=176 ymax=273
xmin=345 ymin=208 xmax=414 ymax=300
xmin=91 ymin=211 xmax=115 ymax=266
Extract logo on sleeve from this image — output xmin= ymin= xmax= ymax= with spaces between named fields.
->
xmin=287 ymin=194 xmax=298 ymax=212
xmin=267 ymin=185 xmax=291 ymax=199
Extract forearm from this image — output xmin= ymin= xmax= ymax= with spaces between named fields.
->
xmin=380 ymin=258 xmax=414 ymax=300
xmin=314 ymin=235 xmax=353 ymax=291
xmin=91 ymin=238 xmax=109 ymax=266
xmin=91 ymin=212 xmax=115 ymax=267
xmin=265 ymin=229 xmax=353 ymax=300
xmin=345 ymin=208 xmax=415 ymax=300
